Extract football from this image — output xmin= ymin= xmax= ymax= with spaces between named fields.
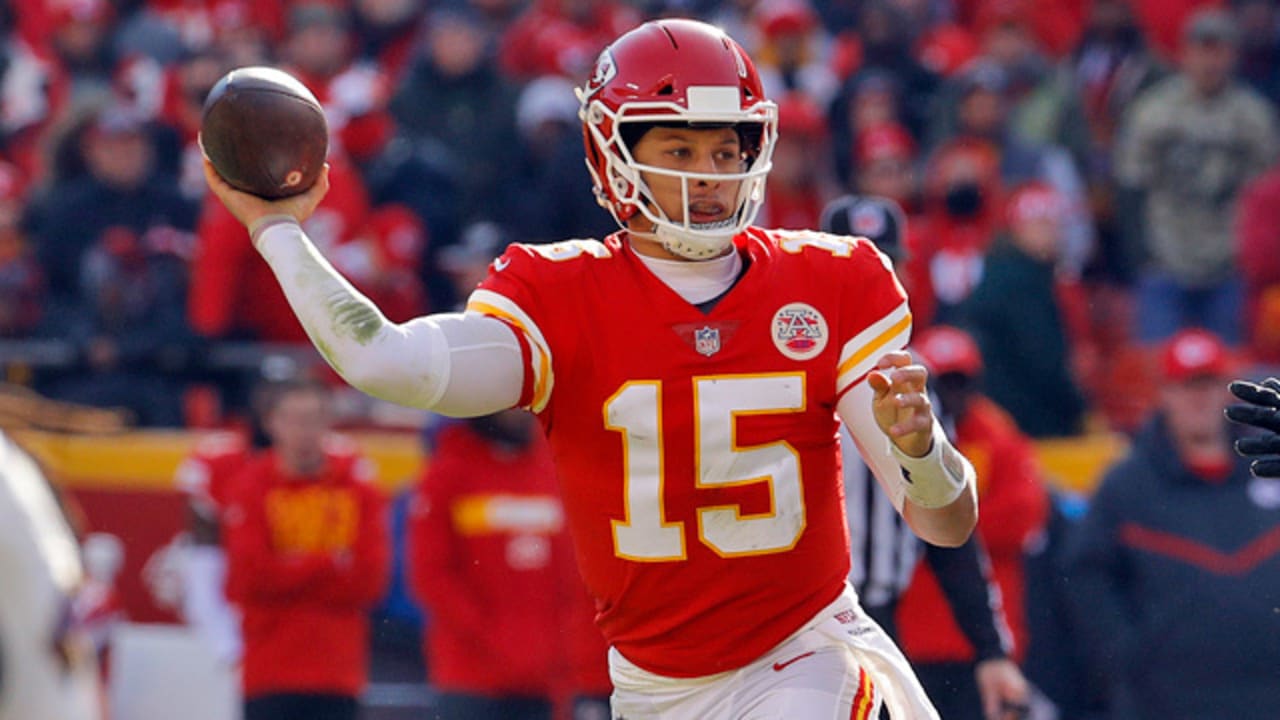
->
xmin=199 ymin=66 xmax=328 ymax=199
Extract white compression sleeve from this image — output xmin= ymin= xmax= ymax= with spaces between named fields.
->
xmin=253 ymin=221 xmax=524 ymax=416
xmin=836 ymin=380 xmax=973 ymax=511
xmin=837 ymin=380 xmax=911 ymax=512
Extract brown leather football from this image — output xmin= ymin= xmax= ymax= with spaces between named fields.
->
xmin=200 ymin=66 xmax=328 ymax=199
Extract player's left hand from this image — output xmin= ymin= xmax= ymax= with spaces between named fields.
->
xmin=974 ymin=657 xmax=1031 ymax=720
xmin=1226 ymin=377 xmax=1280 ymax=477
xmin=868 ymin=350 xmax=934 ymax=458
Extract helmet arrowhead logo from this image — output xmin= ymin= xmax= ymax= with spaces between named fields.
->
xmin=585 ymin=50 xmax=617 ymax=97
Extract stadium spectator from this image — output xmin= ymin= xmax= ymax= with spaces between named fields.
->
xmin=0 ymin=2 xmax=67 ymax=180
xmin=1115 ymin=8 xmax=1277 ymax=344
xmin=961 ymin=183 xmax=1087 ymax=437
xmin=0 ymin=162 xmax=44 ymax=338
xmin=173 ymin=424 xmax=258 ymax=666
xmin=1059 ymin=0 xmax=1165 ymax=286
xmin=438 ymin=220 xmax=509 ymax=311
xmin=1234 ymin=0 xmax=1280 ymax=106
xmin=223 ymin=377 xmax=390 ymax=720
xmin=391 ymin=6 xmax=521 ymax=226
xmin=840 ymin=0 xmax=940 ymax=140
xmin=1020 ymin=489 xmax=1109 ymax=720
xmin=510 ymin=74 xmax=617 ymax=245
xmin=498 ymin=0 xmax=639 ymax=81
xmin=188 ymin=154 xmax=370 ymax=344
xmin=751 ymin=0 xmax=839 ymax=110
xmin=760 ymin=92 xmax=838 ymax=229
xmin=30 ymin=103 xmax=198 ymax=426
xmin=408 ymin=409 xmax=572 ymax=720
xmin=350 ymin=0 xmax=423 ymax=81
xmin=1236 ymin=156 xmax=1280 ymax=364
xmin=45 ymin=0 xmax=118 ymax=108
xmin=930 ymin=60 xmax=1094 ymax=279
xmin=1064 ymin=328 xmax=1280 ymax=719
xmin=136 ymin=48 xmax=231 ymax=199
xmin=974 ymin=0 xmax=1092 ymax=173
xmin=909 ymin=137 xmax=1004 ymax=327
xmin=29 ymin=101 xmax=195 ymax=307
xmin=0 ymin=432 xmax=101 ymax=720
xmin=895 ymin=325 xmax=1048 ymax=720
xmin=850 ymin=122 xmax=920 ymax=214
xmin=961 ymin=0 xmax=1088 ymax=59
xmin=136 ymin=0 xmax=284 ymax=61
xmin=829 ymin=71 xmax=908 ymax=187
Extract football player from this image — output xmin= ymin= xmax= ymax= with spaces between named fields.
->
xmin=202 ymin=19 xmax=977 ymax=719
xmin=1227 ymin=376 xmax=1280 ymax=477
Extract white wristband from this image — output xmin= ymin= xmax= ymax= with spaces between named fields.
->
xmin=890 ymin=421 xmax=970 ymax=509
xmin=249 ymin=214 xmax=301 ymax=249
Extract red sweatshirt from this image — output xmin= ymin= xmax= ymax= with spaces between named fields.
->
xmin=896 ymin=397 xmax=1049 ymax=663
xmin=408 ymin=423 xmax=572 ymax=697
xmin=188 ymin=156 xmax=370 ymax=343
xmin=223 ymin=447 xmax=390 ymax=698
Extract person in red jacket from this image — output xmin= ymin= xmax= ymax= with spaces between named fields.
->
xmin=1236 ymin=157 xmax=1280 ymax=364
xmin=894 ymin=325 xmax=1049 ymax=720
xmin=408 ymin=409 xmax=574 ymax=720
xmin=223 ymin=377 xmax=390 ymax=720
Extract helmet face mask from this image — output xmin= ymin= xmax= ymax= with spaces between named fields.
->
xmin=578 ymin=20 xmax=779 ymax=260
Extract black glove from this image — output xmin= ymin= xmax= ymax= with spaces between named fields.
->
xmin=1226 ymin=377 xmax=1280 ymax=477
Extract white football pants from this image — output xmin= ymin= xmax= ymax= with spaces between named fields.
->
xmin=608 ymin=583 xmax=939 ymax=720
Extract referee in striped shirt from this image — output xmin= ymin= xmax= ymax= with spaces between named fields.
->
xmin=823 ymin=196 xmax=1030 ymax=720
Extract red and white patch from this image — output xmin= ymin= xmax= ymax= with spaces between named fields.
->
xmin=771 ymin=302 xmax=828 ymax=361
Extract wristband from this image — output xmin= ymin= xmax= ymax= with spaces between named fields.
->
xmin=890 ymin=420 xmax=970 ymax=509
xmin=249 ymin=214 xmax=301 ymax=249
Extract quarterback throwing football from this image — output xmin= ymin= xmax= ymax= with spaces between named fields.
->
xmin=204 ymin=19 xmax=977 ymax=719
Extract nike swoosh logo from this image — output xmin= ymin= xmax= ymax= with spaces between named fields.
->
xmin=492 ymin=257 xmax=510 ymax=271
xmin=772 ymin=650 xmax=815 ymax=672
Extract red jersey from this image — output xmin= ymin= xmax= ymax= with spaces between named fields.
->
xmin=408 ymin=422 xmax=572 ymax=696
xmin=174 ymin=431 xmax=252 ymax=516
xmin=469 ymin=228 xmax=912 ymax=677
xmin=897 ymin=397 xmax=1048 ymax=663
xmin=223 ymin=446 xmax=390 ymax=698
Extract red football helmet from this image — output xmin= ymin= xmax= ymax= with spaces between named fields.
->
xmin=578 ymin=18 xmax=778 ymax=259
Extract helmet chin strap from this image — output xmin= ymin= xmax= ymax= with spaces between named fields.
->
xmin=655 ymin=219 xmax=737 ymax=260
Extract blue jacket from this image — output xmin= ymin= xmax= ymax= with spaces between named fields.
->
xmin=1064 ymin=415 xmax=1280 ymax=719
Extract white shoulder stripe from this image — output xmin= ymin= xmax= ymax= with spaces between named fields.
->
xmin=837 ymin=302 xmax=912 ymax=393
xmin=465 ymin=288 xmax=555 ymax=412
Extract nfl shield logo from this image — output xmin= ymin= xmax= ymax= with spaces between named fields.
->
xmin=694 ymin=326 xmax=721 ymax=357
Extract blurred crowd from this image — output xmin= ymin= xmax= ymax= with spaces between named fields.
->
xmin=0 ymin=0 xmax=1278 ymax=433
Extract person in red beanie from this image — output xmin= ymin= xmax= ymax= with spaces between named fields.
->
xmin=1066 ymin=328 xmax=1280 ymax=720
xmin=408 ymin=409 xmax=573 ymax=720
xmin=894 ymin=325 xmax=1048 ymax=720
xmin=223 ymin=377 xmax=390 ymax=720
xmin=759 ymin=92 xmax=838 ymax=230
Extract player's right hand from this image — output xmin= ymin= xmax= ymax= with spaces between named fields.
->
xmin=202 ymin=156 xmax=330 ymax=230
xmin=1226 ymin=377 xmax=1280 ymax=477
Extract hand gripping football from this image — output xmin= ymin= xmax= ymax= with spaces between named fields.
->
xmin=199 ymin=66 xmax=328 ymax=199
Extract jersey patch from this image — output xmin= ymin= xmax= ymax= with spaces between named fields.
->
xmin=772 ymin=302 xmax=829 ymax=361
